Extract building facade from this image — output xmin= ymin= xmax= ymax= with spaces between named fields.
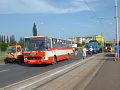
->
xmin=68 ymin=36 xmax=92 ymax=44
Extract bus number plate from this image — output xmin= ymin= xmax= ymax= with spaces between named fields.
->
xmin=30 ymin=60 xmax=35 ymax=62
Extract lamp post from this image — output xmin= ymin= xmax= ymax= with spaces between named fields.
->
xmin=115 ymin=0 xmax=119 ymax=45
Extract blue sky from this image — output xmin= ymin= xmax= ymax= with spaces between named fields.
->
xmin=0 ymin=0 xmax=120 ymax=41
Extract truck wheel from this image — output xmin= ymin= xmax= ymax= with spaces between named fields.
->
xmin=18 ymin=60 xmax=22 ymax=64
xmin=52 ymin=57 xmax=57 ymax=65
xmin=4 ymin=59 xmax=8 ymax=64
xmin=17 ymin=58 xmax=23 ymax=64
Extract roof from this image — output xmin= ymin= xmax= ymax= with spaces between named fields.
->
xmin=24 ymin=36 xmax=71 ymax=42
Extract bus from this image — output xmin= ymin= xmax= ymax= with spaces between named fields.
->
xmin=24 ymin=36 xmax=74 ymax=64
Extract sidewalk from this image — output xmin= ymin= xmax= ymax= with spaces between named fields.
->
xmin=85 ymin=53 xmax=120 ymax=90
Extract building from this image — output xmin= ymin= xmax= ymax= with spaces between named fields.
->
xmin=68 ymin=36 xmax=92 ymax=44
xmin=92 ymin=35 xmax=104 ymax=46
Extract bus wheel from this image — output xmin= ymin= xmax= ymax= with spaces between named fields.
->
xmin=67 ymin=54 xmax=70 ymax=60
xmin=52 ymin=57 xmax=57 ymax=65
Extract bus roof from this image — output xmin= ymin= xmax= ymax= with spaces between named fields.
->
xmin=24 ymin=36 xmax=71 ymax=42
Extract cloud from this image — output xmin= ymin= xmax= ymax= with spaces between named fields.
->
xmin=0 ymin=0 xmax=97 ymax=14
xmin=40 ymin=22 xmax=44 ymax=25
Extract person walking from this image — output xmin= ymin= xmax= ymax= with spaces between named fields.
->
xmin=114 ymin=44 xmax=120 ymax=62
xmin=75 ymin=48 xmax=78 ymax=56
xmin=89 ymin=46 xmax=93 ymax=56
xmin=83 ymin=47 xmax=87 ymax=59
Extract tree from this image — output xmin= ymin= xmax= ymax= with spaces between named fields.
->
xmin=0 ymin=42 xmax=7 ymax=51
xmin=0 ymin=35 xmax=1 ymax=42
xmin=1 ymin=35 xmax=3 ymax=42
xmin=18 ymin=37 xmax=24 ymax=48
xmin=89 ymin=40 xmax=98 ymax=43
xmin=7 ymin=35 xmax=9 ymax=44
xmin=0 ymin=34 xmax=7 ymax=51
xmin=33 ymin=23 xmax=38 ymax=36
xmin=9 ymin=35 xmax=16 ymax=46
xmin=3 ymin=35 xmax=5 ymax=42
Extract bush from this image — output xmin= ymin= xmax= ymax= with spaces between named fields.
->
xmin=0 ymin=42 xmax=8 ymax=51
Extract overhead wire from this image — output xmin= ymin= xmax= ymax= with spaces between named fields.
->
xmin=83 ymin=0 xmax=115 ymax=36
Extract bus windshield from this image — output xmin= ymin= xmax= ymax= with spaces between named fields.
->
xmin=24 ymin=37 xmax=46 ymax=52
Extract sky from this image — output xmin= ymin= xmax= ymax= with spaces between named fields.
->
xmin=0 ymin=0 xmax=120 ymax=42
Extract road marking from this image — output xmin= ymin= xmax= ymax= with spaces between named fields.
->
xmin=0 ymin=69 xmax=10 ymax=73
xmin=0 ymin=64 xmax=5 ymax=65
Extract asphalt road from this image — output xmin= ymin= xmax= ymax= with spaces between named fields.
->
xmin=0 ymin=53 xmax=91 ymax=88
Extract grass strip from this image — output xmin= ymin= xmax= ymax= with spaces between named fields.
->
xmin=0 ymin=57 xmax=5 ymax=64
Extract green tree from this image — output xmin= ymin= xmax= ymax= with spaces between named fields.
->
xmin=1 ymin=35 xmax=3 ymax=42
xmin=18 ymin=37 xmax=24 ymax=48
xmin=3 ymin=35 xmax=5 ymax=42
xmin=0 ymin=34 xmax=7 ymax=51
xmin=0 ymin=35 xmax=2 ymax=42
xmin=7 ymin=35 xmax=9 ymax=44
xmin=9 ymin=35 xmax=16 ymax=46
xmin=89 ymin=40 xmax=98 ymax=43
xmin=0 ymin=42 xmax=7 ymax=51
xmin=33 ymin=23 xmax=38 ymax=36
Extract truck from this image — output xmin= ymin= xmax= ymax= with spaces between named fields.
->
xmin=87 ymin=43 xmax=98 ymax=53
xmin=104 ymin=41 xmax=113 ymax=52
xmin=72 ymin=44 xmax=77 ymax=48
xmin=4 ymin=45 xmax=24 ymax=64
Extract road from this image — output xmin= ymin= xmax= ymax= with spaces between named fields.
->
xmin=0 ymin=53 xmax=91 ymax=88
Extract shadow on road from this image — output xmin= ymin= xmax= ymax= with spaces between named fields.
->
xmin=98 ymin=53 xmax=115 ymax=62
xmin=105 ymin=53 xmax=115 ymax=57
xmin=18 ymin=63 xmax=51 ymax=67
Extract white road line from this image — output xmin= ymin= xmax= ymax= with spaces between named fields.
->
xmin=0 ymin=69 xmax=10 ymax=73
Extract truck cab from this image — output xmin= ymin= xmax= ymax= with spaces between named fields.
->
xmin=4 ymin=45 xmax=23 ymax=64
xmin=88 ymin=43 xmax=98 ymax=53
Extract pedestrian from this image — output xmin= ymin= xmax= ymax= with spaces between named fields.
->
xmin=75 ymin=48 xmax=78 ymax=56
xmin=99 ymin=47 xmax=102 ymax=53
xmin=89 ymin=46 xmax=93 ymax=56
xmin=83 ymin=47 xmax=87 ymax=59
xmin=114 ymin=44 xmax=120 ymax=62
xmin=98 ymin=47 xmax=100 ymax=53
xmin=105 ymin=47 xmax=107 ymax=52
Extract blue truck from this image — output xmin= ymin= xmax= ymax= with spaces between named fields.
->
xmin=88 ymin=43 xmax=98 ymax=53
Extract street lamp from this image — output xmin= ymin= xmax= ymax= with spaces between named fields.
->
xmin=115 ymin=0 xmax=119 ymax=45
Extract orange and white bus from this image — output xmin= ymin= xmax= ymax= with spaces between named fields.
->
xmin=24 ymin=36 xmax=74 ymax=64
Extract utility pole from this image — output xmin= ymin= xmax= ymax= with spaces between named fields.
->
xmin=115 ymin=0 xmax=119 ymax=45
